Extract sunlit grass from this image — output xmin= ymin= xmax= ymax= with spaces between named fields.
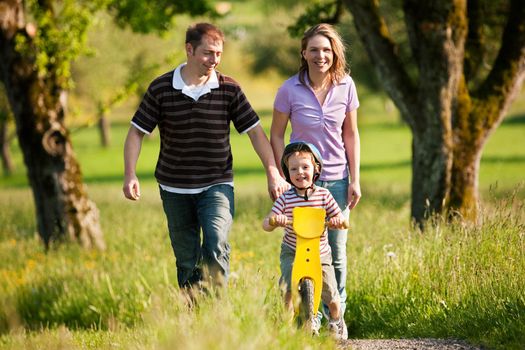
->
xmin=1 ymin=181 xmax=524 ymax=349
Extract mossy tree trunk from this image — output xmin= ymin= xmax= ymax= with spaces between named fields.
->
xmin=0 ymin=1 xmax=105 ymax=249
xmin=0 ymin=116 xmax=14 ymax=176
xmin=345 ymin=0 xmax=525 ymax=225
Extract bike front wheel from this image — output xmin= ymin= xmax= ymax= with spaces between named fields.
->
xmin=297 ymin=278 xmax=316 ymax=332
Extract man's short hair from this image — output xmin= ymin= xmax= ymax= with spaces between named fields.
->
xmin=186 ymin=23 xmax=225 ymax=50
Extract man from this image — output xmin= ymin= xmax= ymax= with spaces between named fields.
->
xmin=123 ymin=23 xmax=286 ymax=290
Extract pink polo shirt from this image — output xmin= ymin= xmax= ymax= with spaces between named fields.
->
xmin=274 ymin=73 xmax=360 ymax=181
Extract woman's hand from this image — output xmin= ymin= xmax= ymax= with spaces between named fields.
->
xmin=348 ymin=182 xmax=361 ymax=210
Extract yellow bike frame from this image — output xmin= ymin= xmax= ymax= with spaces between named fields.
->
xmin=291 ymin=206 xmax=326 ymax=316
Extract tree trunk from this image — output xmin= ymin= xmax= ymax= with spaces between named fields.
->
xmin=449 ymin=140 xmax=481 ymax=222
xmin=98 ymin=113 xmax=111 ymax=147
xmin=0 ymin=117 xmax=14 ymax=176
xmin=411 ymin=129 xmax=452 ymax=225
xmin=11 ymin=81 xmax=105 ymax=249
xmin=345 ymin=0 xmax=525 ymax=226
xmin=0 ymin=1 xmax=105 ymax=249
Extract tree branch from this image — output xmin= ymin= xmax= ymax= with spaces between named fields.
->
xmin=475 ymin=0 xmax=525 ymax=131
xmin=464 ymin=0 xmax=484 ymax=83
xmin=344 ymin=0 xmax=417 ymax=129
xmin=287 ymin=0 xmax=344 ymax=37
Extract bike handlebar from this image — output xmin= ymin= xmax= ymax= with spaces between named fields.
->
xmin=269 ymin=216 xmax=349 ymax=229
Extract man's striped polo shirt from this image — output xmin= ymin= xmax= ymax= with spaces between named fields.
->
xmin=131 ymin=69 xmax=260 ymax=189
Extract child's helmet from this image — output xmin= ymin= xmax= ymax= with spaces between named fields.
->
xmin=281 ymin=141 xmax=323 ymax=185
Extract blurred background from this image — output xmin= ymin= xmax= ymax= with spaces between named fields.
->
xmin=2 ymin=0 xmax=523 ymax=195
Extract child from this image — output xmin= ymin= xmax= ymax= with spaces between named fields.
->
xmin=262 ymin=142 xmax=348 ymax=340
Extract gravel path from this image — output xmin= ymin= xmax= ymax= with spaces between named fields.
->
xmin=339 ymin=338 xmax=485 ymax=350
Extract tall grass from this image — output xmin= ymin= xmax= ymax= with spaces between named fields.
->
xmin=1 ymin=179 xmax=524 ymax=349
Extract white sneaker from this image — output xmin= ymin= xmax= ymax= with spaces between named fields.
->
xmin=328 ymin=317 xmax=348 ymax=340
xmin=307 ymin=317 xmax=321 ymax=336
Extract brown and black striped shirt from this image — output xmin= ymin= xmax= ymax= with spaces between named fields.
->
xmin=131 ymin=70 xmax=259 ymax=189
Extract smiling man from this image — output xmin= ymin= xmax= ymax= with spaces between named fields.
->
xmin=123 ymin=23 xmax=287 ymax=294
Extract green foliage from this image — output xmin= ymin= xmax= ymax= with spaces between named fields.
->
xmin=17 ymin=0 xmax=107 ymax=89
xmin=107 ymin=0 xmax=216 ymax=34
xmin=287 ymin=0 xmax=341 ymax=38
xmin=245 ymin=25 xmax=300 ymax=77
xmin=96 ymin=53 xmax=159 ymax=116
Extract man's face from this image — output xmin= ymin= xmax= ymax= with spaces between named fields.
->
xmin=186 ymin=34 xmax=223 ymax=78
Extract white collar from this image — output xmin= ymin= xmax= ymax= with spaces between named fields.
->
xmin=172 ymin=63 xmax=219 ymax=100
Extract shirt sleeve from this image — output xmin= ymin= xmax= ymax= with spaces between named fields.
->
xmin=346 ymin=76 xmax=360 ymax=113
xmin=325 ymin=191 xmax=342 ymax=218
xmin=271 ymin=194 xmax=286 ymax=216
xmin=131 ymin=82 xmax=161 ymax=134
xmin=230 ymin=87 xmax=260 ymax=134
xmin=273 ymin=82 xmax=291 ymax=114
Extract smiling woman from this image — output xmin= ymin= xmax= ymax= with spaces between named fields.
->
xmin=270 ymin=23 xmax=361 ymax=320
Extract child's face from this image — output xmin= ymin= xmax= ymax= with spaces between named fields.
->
xmin=287 ymin=152 xmax=316 ymax=189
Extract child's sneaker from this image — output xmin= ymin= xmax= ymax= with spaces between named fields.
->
xmin=328 ymin=317 xmax=348 ymax=340
xmin=307 ymin=317 xmax=321 ymax=336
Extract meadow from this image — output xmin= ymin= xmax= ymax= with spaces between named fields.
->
xmin=1 ymin=105 xmax=524 ymax=349
xmin=1 ymin=4 xmax=525 ymax=349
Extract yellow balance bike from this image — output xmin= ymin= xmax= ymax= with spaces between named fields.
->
xmin=271 ymin=206 xmax=348 ymax=329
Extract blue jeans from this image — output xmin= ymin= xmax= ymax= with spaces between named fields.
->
xmin=316 ymin=178 xmax=349 ymax=316
xmin=160 ymin=184 xmax=234 ymax=288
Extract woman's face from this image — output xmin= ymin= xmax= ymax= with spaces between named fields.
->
xmin=302 ymin=34 xmax=333 ymax=75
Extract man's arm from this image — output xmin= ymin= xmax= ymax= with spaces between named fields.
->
xmin=270 ymin=108 xmax=290 ymax=176
xmin=342 ymin=109 xmax=361 ymax=210
xmin=247 ymin=124 xmax=289 ymax=200
xmin=123 ymin=126 xmax=146 ymax=200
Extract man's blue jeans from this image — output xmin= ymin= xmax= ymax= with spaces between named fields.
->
xmin=316 ymin=178 xmax=349 ymax=315
xmin=160 ymin=184 xmax=234 ymax=288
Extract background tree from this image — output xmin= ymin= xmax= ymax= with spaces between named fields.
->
xmin=0 ymin=82 xmax=14 ymax=176
xmin=95 ymin=53 xmax=159 ymax=147
xmin=293 ymin=0 xmax=525 ymax=225
xmin=0 ymin=0 xmax=214 ymax=249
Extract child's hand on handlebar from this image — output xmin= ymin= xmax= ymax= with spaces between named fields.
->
xmin=327 ymin=215 xmax=349 ymax=229
xmin=269 ymin=214 xmax=290 ymax=227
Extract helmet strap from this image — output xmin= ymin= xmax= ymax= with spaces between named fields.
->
xmin=293 ymin=184 xmax=316 ymax=201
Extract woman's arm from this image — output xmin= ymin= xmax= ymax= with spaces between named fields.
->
xmin=342 ymin=109 xmax=361 ymax=210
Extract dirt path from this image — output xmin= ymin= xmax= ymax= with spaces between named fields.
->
xmin=340 ymin=338 xmax=485 ymax=350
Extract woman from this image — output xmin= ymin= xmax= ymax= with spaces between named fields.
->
xmin=271 ymin=23 xmax=361 ymax=318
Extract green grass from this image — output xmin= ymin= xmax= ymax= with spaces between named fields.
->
xmin=1 ymin=110 xmax=524 ymax=349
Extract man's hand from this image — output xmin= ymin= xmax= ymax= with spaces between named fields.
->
xmin=123 ymin=126 xmax=145 ymax=201
xmin=123 ymin=175 xmax=141 ymax=200
xmin=268 ymin=176 xmax=290 ymax=201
